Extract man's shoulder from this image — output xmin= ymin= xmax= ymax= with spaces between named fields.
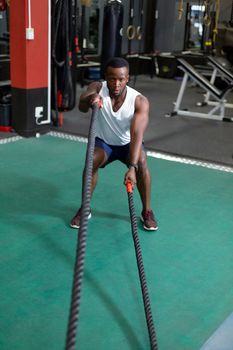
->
xmin=135 ymin=94 xmax=149 ymax=108
xmin=127 ymin=84 xmax=144 ymax=98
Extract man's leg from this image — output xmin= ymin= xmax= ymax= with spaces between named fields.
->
xmin=82 ymin=146 xmax=108 ymax=199
xmin=136 ymin=149 xmax=158 ymax=231
xmin=136 ymin=149 xmax=152 ymax=211
xmin=70 ymin=146 xmax=108 ymax=228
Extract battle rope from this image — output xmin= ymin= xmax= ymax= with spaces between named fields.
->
xmin=126 ymin=181 xmax=158 ymax=350
xmin=65 ymin=103 xmax=99 ymax=350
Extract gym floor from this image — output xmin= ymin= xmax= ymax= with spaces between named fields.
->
xmin=1 ymin=74 xmax=233 ymax=349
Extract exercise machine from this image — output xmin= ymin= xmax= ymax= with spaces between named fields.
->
xmin=197 ymin=55 xmax=233 ymax=109
xmin=167 ymin=58 xmax=233 ymax=121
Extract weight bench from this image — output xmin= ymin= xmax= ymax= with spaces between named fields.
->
xmin=197 ymin=56 xmax=233 ymax=109
xmin=167 ymin=58 xmax=233 ymax=121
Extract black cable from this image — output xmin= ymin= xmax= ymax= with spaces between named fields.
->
xmin=126 ymin=182 xmax=158 ymax=350
xmin=65 ymin=104 xmax=99 ymax=350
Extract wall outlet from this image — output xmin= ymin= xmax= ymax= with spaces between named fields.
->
xmin=26 ymin=28 xmax=34 ymax=40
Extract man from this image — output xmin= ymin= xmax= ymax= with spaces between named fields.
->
xmin=70 ymin=57 xmax=158 ymax=231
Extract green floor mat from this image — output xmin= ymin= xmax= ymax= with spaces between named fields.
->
xmin=0 ymin=135 xmax=233 ymax=350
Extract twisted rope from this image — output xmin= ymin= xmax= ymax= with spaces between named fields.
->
xmin=126 ymin=182 xmax=158 ymax=350
xmin=65 ymin=104 xmax=98 ymax=350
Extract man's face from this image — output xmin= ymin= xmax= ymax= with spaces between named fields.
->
xmin=105 ymin=66 xmax=129 ymax=97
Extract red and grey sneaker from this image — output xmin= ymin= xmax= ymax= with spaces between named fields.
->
xmin=70 ymin=207 xmax=92 ymax=229
xmin=141 ymin=209 xmax=158 ymax=231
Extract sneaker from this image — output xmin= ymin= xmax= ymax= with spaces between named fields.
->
xmin=141 ymin=210 xmax=158 ymax=231
xmin=70 ymin=207 xmax=92 ymax=229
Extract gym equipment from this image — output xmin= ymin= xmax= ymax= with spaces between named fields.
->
xmin=167 ymin=58 xmax=233 ymax=121
xmin=197 ymin=56 xmax=233 ymax=109
xmin=178 ymin=0 xmax=184 ymax=20
xmin=100 ymin=0 xmax=124 ymax=77
xmin=230 ymin=0 xmax=233 ymax=27
xmin=65 ymin=103 xmax=99 ymax=350
xmin=126 ymin=0 xmax=144 ymax=55
xmin=0 ymin=0 xmax=7 ymax=11
xmin=0 ymin=2 xmax=9 ymax=55
xmin=51 ymin=0 xmax=79 ymax=126
xmin=0 ymin=91 xmax=11 ymax=132
xmin=126 ymin=181 xmax=158 ymax=350
xmin=79 ymin=0 xmax=91 ymax=62
xmin=127 ymin=0 xmax=135 ymax=55
xmin=144 ymin=0 xmax=157 ymax=53
xmin=137 ymin=0 xmax=144 ymax=44
xmin=125 ymin=0 xmax=157 ymax=85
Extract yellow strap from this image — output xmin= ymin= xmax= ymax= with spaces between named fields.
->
xmin=213 ymin=0 xmax=219 ymax=43
xmin=178 ymin=0 xmax=184 ymax=20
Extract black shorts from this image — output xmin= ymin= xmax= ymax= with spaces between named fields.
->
xmin=95 ymin=137 xmax=144 ymax=167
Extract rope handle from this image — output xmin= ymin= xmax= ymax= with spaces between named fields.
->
xmin=126 ymin=181 xmax=133 ymax=193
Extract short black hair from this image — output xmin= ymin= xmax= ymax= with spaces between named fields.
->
xmin=104 ymin=57 xmax=129 ymax=72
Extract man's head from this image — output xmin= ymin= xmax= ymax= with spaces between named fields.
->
xmin=104 ymin=57 xmax=129 ymax=72
xmin=104 ymin=57 xmax=129 ymax=98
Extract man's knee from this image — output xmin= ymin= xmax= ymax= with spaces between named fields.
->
xmin=93 ymin=148 xmax=108 ymax=171
xmin=138 ymin=150 xmax=148 ymax=169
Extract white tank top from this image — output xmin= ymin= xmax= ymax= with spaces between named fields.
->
xmin=95 ymin=81 xmax=141 ymax=145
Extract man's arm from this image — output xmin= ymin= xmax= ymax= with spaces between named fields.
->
xmin=79 ymin=81 xmax=102 ymax=112
xmin=124 ymin=94 xmax=149 ymax=188
xmin=129 ymin=94 xmax=149 ymax=165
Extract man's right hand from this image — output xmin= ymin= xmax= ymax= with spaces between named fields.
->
xmin=124 ymin=167 xmax=137 ymax=189
xmin=89 ymin=94 xmax=103 ymax=108
xmin=79 ymin=81 xmax=102 ymax=113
